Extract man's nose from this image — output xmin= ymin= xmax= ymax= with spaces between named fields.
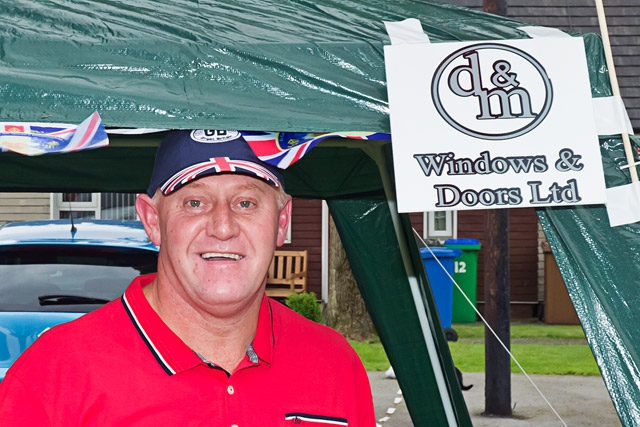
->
xmin=206 ymin=204 xmax=239 ymax=240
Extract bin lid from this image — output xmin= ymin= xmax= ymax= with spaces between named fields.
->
xmin=419 ymin=247 xmax=462 ymax=259
xmin=444 ymin=238 xmax=481 ymax=250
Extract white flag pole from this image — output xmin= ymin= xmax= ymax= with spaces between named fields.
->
xmin=595 ymin=0 xmax=639 ymax=183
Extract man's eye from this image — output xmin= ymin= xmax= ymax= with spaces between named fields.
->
xmin=238 ymin=200 xmax=253 ymax=209
xmin=188 ymin=200 xmax=201 ymax=208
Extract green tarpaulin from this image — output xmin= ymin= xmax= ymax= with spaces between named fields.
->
xmin=1 ymin=1 xmax=637 ymax=425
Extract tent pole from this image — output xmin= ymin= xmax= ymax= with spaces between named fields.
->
xmin=362 ymin=145 xmax=458 ymax=427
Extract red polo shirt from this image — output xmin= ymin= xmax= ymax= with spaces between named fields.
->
xmin=0 ymin=274 xmax=375 ymax=426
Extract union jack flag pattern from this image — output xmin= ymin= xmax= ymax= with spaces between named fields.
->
xmin=161 ymin=156 xmax=282 ymax=195
xmin=0 ymin=111 xmax=108 ymax=156
xmin=241 ymin=131 xmax=391 ymax=169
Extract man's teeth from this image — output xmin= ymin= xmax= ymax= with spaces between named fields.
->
xmin=201 ymin=252 xmax=242 ymax=260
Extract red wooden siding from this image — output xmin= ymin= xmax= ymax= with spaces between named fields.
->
xmin=283 ymin=198 xmax=323 ymax=297
xmin=409 ymin=212 xmax=424 ymax=237
xmin=458 ymin=208 xmax=539 ymax=318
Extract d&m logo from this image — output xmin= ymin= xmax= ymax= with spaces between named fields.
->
xmin=431 ymin=43 xmax=553 ymax=140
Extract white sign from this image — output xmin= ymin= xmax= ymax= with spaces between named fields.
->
xmin=384 ymin=37 xmax=606 ymax=213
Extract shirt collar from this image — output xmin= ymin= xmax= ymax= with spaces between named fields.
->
xmin=252 ymin=295 xmax=275 ymax=366
xmin=121 ymin=274 xmax=274 ymax=375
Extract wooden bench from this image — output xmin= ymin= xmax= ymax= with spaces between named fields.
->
xmin=265 ymin=249 xmax=308 ymax=298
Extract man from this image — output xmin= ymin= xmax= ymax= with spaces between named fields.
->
xmin=0 ymin=130 xmax=375 ymax=426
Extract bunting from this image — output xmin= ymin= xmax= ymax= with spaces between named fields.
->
xmin=0 ymin=112 xmax=108 ymax=156
xmin=241 ymin=131 xmax=391 ymax=169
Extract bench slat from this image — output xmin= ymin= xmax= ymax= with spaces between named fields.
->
xmin=266 ymin=249 xmax=308 ymax=298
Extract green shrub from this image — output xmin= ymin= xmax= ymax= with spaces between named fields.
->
xmin=285 ymin=292 xmax=322 ymax=323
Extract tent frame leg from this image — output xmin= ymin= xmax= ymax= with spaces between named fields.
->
xmin=362 ymin=144 xmax=459 ymax=427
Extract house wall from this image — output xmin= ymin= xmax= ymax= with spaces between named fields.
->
xmin=0 ymin=193 xmax=50 ymax=223
xmin=282 ymin=198 xmax=324 ymax=298
xmin=409 ymin=212 xmax=424 ymax=237
xmin=456 ymin=208 xmax=540 ymax=319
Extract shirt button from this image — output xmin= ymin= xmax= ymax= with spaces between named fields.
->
xmin=227 ymin=385 xmax=235 ymax=395
xmin=231 ymin=425 xmax=239 ymax=427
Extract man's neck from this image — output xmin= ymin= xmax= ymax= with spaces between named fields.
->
xmin=142 ymin=279 xmax=262 ymax=373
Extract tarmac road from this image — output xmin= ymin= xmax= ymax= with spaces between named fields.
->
xmin=370 ymin=371 xmax=621 ymax=426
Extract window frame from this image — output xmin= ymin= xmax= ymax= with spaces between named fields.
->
xmin=423 ymin=210 xmax=457 ymax=240
xmin=52 ymin=192 xmax=101 ymax=219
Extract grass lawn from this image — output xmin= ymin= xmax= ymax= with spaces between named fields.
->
xmin=349 ymin=339 xmax=390 ymax=371
xmin=351 ymin=322 xmax=602 ymax=375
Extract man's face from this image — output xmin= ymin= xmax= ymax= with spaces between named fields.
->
xmin=140 ymin=174 xmax=291 ymax=312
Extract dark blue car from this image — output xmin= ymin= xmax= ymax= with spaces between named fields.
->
xmin=0 ymin=220 xmax=158 ymax=380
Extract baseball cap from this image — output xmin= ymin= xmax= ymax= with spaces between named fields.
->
xmin=146 ymin=130 xmax=283 ymax=197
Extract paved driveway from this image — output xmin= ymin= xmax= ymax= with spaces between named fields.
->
xmin=370 ymin=371 xmax=621 ymax=426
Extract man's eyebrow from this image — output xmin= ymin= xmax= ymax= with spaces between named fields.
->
xmin=238 ymin=184 xmax=268 ymax=194
xmin=234 ymin=181 xmax=271 ymax=194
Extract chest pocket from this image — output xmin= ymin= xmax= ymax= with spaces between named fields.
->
xmin=285 ymin=413 xmax=348 ymax=426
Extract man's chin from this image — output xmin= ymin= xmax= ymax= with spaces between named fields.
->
xmin=196 ymin=287 xmax=263 ymax=312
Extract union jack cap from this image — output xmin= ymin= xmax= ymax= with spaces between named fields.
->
xmin=146 ymin=130 xmax=283 ymax=197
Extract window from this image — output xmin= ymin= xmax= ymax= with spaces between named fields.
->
xmin=423 ymin=210 xmax=456 ymax=240
xmin=52 ymin=193 xmax=138 ymax=220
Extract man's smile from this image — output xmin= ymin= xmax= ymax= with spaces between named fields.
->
xmin=201 ymin=252 xmax=243 ymax=260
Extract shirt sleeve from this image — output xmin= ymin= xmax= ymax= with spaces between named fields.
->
xmin=0 ymin=372 xmax=51 ymax=427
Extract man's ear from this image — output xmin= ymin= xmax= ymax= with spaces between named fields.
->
xmin=136 ymin=194 xmax=162 ymax=246
xmin=276 ymin=196 xmax=293 ymax=247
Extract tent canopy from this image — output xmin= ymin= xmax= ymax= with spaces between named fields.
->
xmin=2 ymin=1 xmax=636 ymax=426
xmin=2 ymin=0 xmax=530 ymax=134
xmin=1 ymin=0 xmax=532 ymax=198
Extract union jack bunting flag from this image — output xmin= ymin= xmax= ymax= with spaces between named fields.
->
xmin=241 ymin=131 xmax=391 ymax=169
xmin=0 ymin=111 xmax=108 ymax=156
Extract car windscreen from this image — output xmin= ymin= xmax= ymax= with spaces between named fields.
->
xmin=0 ymin=245 xmax=158 ymax=312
